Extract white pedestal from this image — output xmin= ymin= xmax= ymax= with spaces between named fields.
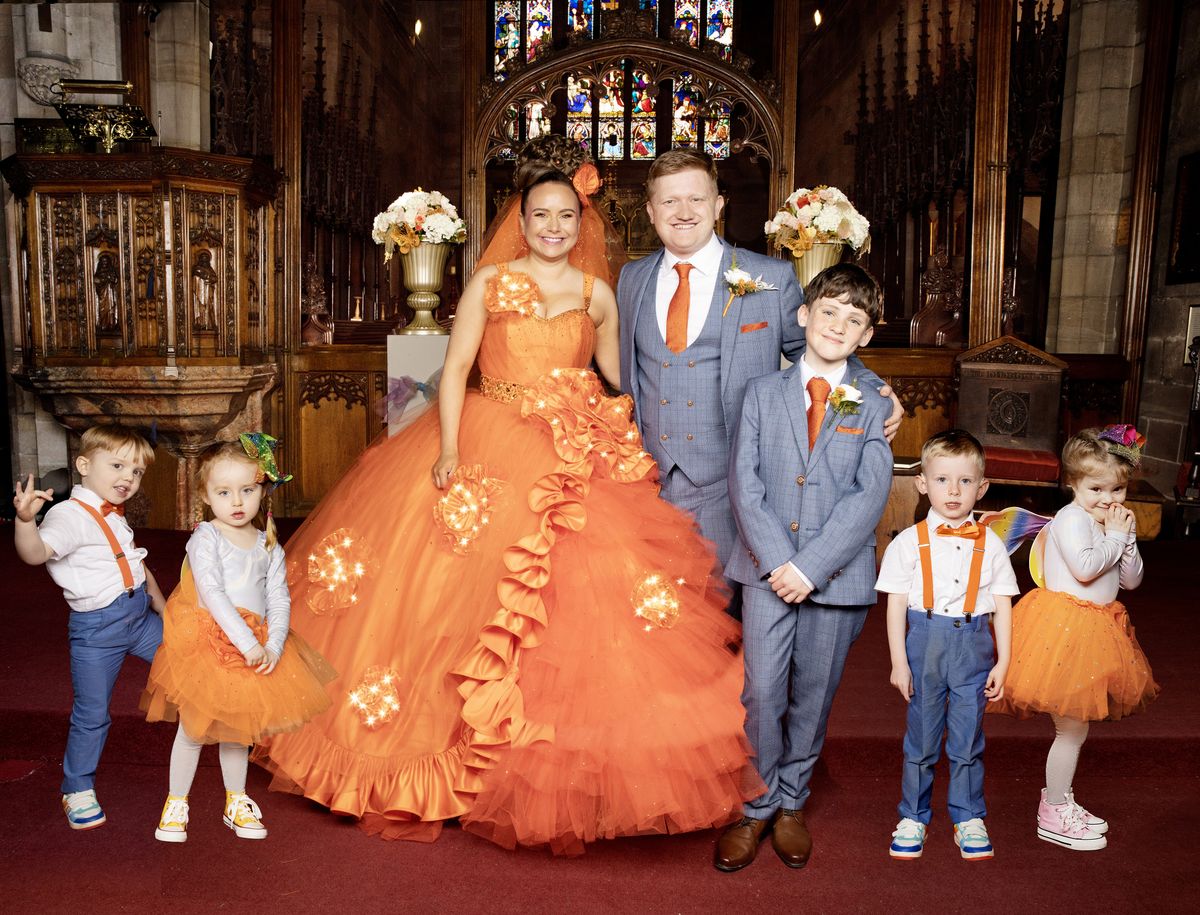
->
xmin=385 ymin=335 xmax=450 ymax=436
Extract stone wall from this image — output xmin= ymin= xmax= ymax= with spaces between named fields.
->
xmin=1138 ymin=0 xmax=1200 ymax=495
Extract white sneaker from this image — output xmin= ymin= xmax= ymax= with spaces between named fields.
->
xmin=1066 ymin=788 xmax=1109 ymax=835
xmin=953 ymin=818 xmax=994 ymax=859
xmin=62 ymin=789 xmax=106 ymax=830
xmin=155 ymin=794 xmax=189 ymax=843
xmin=223 ymin=791 xmax=267 ymax=839
xmin=1037 ymin=790 xmax=1107 ymax=851
xmin=889 ymin=818 xmax=927 ymax=859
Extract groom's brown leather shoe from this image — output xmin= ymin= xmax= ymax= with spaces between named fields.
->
xmin=772 ymin=808 xmax=813 ymax=868
xmin=713 ymin=816 xmax=772 ymax=872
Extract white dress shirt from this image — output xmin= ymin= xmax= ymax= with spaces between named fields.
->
xmin=1042 ymin=502 xmax=1142 ymax=603
xmin=655 ymin=233 xmax=724 ymax=347
xmin=39 ymin=485 xmax=149 ymax=612
xmin=875 ymin=508 xmax=1020 ymax=617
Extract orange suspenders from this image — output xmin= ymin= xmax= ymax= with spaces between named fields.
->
xmin=915 ymin=519 xmax=987 ymax=620
xmin=71 ymin=498 xmax=136 ymax=594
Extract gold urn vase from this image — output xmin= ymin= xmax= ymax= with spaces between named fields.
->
xmin=398 ymin=242 xmax=451 ymax=335
xmin=792 ymin=241 xmax=845 ymax=291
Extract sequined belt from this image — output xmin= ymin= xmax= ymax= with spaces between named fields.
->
xmin=479 ymin=373 xmax=528 ymax=404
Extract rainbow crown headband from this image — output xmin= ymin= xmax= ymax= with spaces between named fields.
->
xmin=1097 ymin=424 xmax=1145 ymax=466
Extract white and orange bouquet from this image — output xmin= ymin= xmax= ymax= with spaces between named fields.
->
xmin=764 ymin=185 xmax=871 ymax=257
xmin=371 ymin=188 xmax=467 ymax=261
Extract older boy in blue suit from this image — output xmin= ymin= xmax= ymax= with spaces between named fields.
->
xmin=718 ymin=264 xmax=893 ymax=872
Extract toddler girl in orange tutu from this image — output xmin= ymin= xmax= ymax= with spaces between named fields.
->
xmin=141 ymin=435 xmax=334 ymax=843
xmin=991 ymin=425 xmax=1157 ymax=852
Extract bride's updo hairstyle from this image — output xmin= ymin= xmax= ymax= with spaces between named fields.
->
xmin=518 ymin=166 xmax=580 ymax=215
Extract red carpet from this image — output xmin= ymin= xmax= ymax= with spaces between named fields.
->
xmin=1 ymin=525 xmax=1197 ymax=913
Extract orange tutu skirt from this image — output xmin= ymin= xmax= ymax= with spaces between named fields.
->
xmin=142 ymin=566 xmax=337 ymax=745
xmin=988 ymin=588 xmax=1158 ymax=722
xmin=251 ymin=370 xmax=763 ymax=853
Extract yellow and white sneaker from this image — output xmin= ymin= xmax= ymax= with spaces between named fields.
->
xmin=223 ymin=791 xmax=267 ymax=840
xmin=154 ymin=794 xmax=189 ymax=843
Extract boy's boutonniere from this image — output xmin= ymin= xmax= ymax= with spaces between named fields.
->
xmin=828 ymin=381 xmax=863 ymax=417
xmin=722 ymin=252 xmax=777 ymax=317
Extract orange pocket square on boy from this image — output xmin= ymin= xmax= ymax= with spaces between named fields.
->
xmin=835 ymin=425 xmax=865 ymax=435
xmin=740 ymin=321 xmax=768 ymax=334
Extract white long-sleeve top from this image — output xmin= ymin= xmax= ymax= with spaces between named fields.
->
xmin=186 ymin=522 xmax=290 ymax=657
xmin=1042 ymin=502 xmax=1143 ymax=603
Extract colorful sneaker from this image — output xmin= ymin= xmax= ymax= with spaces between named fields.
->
xmin=223 ymin=791 xmax=267 ymax=840
xmin=155 ymin=794 xmax=189 ymax=843
xmin=953 ymin=818 xmax=994 ymax=860
xmin=889 ymin=818 xmax=927 ymax=859
xmin=62 ymin=789 xmax=106 ymax=830
xmin=1065 ymin=788 xmax=1108 ymax=835
xmin=1037 ymin=792 xmax=1107 ymax=851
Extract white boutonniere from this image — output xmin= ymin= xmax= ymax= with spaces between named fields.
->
xmin=722 ymin=252 xmax=777 ymax=317
xmin=828 ymin=381 xmax=863 ymax=417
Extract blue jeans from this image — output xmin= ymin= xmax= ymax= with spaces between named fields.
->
xmin=62 ymin=586 xmax=162 ymax=794
xmin=898 ymin=609 xmax=994 ymax=825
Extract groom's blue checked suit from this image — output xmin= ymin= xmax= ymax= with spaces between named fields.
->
xmin=618 ymin=241 xmax=806 ymax=568
xmin=727 ymin=363 xmax=893 ymax=817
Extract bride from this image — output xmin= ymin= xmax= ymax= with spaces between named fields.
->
xmin=254 ymin=141 xmax=762 ymax=855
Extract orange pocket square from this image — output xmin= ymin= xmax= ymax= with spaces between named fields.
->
xmin=835 ymin=425 xmax=865 ymax=435
xmin=740 ymin=321 xmax=768 ymax=333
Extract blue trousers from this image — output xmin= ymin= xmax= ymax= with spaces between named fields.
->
xmin=899 ymin=609 xmax=994 ymax=825
xmin=62 ymin=586 xmax=162 ymax=794
xmin=741 ymin=587 xmax=869 ymax=817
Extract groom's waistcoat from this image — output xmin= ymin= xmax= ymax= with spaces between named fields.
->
xmin=635 ymin=288 xmax=727 ymax=485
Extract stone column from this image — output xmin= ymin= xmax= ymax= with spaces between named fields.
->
xmin=149 ymin=0 xmax=210 ymax=149
xmin=1046 ymin=0 xmax=1144 ymax=353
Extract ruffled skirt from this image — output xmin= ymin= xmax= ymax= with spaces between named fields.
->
xmin=988 ymin=588 xmax=1158 ymax=722
xmin=251 ymin=371 xmax=762 ymax=853
xmin=142 ymin=567 xmax=336 ymax=745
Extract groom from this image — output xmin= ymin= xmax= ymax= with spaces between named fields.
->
xmin=617 ymin=148 xmax=899 ymax=578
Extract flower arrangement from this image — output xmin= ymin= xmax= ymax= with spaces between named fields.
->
xmin=764 ymin=185 xmax=871 ymax=257
xmin=721 ymin=251 xmax=777 ymax=316
xmin=828 ymin=382 xmax=864 ymax=417
xmin=371 ymin=189 xmax=467 ymax=262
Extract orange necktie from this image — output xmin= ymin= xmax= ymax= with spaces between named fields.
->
xmin=101 ymin=501 xmax=125 ymax=517
xmin=665 ymin=262 xmax=693 ymax=353
xmin=806 ymin=376 xmax=831 ymax=449
xmin=936 ymin=522 xmax=981 ymax=538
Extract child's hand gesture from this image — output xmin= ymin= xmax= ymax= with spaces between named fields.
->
xmin=889 ymin=662 xmax=914 ymax=703
xmin=768 ymin=563 xmax=812 ymax=604
xmin=984 ymin=663 xmax=1007 ymax=701
xmin=1103 ymin=503 xmax=1135 ymax=537
xmin=244 ymin=643 xmax=279 ymax=674
xmin=13 ymin=474 xmax=53 ymax=522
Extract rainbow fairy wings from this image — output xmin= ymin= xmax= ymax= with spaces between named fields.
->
xmin=976 ymin=506 xmax=1053 ymax=587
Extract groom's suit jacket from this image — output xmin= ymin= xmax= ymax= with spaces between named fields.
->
xmin=617 ymin=240 xmax=806 ymax=489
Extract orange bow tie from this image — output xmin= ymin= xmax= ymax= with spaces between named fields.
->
xmin=936 ymin=522 xmax=980 ymax=538
xmin=100 ymin=501 xmax=125 ymax=517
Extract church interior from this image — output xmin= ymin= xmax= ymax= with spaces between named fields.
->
xmin=0 ymin=1 xmax=1198 ymax=911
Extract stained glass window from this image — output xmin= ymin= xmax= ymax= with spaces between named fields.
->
xmin=526 ymin=1 xmax=552 ymax=62
xmin=499 ymin=104 xmax=520 ymax=158
xmin=494 ymin=1 xmax=521 ymax=81
xmin=640 ymin=0 xmax=659 ymax=10
xmin=674 ymin=1 xmax=699 ymax=48
xmin=704 ymin=101 xmax=731 ymax=159
xmin=672 ymin=75 xmax=699 ymax=147
xmin=567 ymin=0 xmax=594 ymax=36
xmin=707 ymin=0 xmax=733 ymax=60
xmin=597 ymin=67 xmax=625 ymax=160
xmin=631 ymin=68 xmax=656 ymax=160
xmin=566 ymin=73 xmax=594 ymax=150
xmin=525 ymin=100 xmax=550 ymax=140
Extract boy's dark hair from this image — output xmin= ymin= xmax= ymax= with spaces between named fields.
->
xmin=804 ymin=263 xmax=884 ymax=326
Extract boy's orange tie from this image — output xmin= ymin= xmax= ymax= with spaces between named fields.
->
xmin=806 ymin=377 xmax=831 ymax=449
xmin=665 ymin=262 xmax=693 ymax=353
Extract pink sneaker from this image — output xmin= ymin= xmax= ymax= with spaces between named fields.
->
xmin=1065 ymin=788 xmax=1108 ymax=835
xmin=1037 ymin=790 xmax=1107 ymax=851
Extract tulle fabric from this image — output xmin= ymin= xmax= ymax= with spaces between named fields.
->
xmin=251 ymin=269 xmax=762 ymax=852
xmin=476 ymin=192 xmax=628 ymax=290
xmin=988 ymin=588 xmax=1158 ymax=722
xmin=142 ymin=566 xmax=336 ymax=745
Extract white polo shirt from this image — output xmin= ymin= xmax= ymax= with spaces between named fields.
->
xmin=874 ymin=509 xmax=1020 ymax=617
xmin=39 ymin=485 xmax=148 ymax=612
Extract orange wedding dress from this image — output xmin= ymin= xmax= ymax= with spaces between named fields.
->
xmin=253 ymin=265 xmax=762 ymax=854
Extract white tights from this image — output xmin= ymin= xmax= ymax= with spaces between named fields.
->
xmin=168 ymin=724 xmax=249 ymax=797
xmin=1045 ymin=714 xmax=1089 ymax=804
